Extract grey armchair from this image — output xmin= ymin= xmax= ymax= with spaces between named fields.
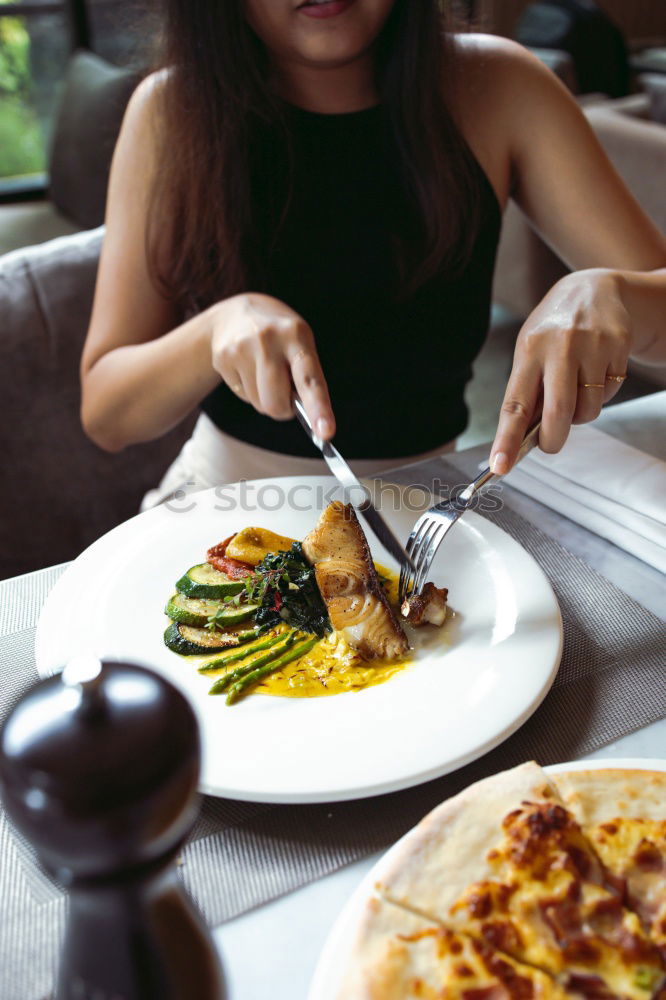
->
xmin=0 ymin=229 xmax=194 ymax=579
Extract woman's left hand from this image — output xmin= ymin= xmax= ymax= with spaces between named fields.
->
xmin=489 ymin=269 xmax=631 ymax=474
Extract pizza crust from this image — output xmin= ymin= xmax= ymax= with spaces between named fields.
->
xmin=338 ymin=895 xmax=570 ymax=1000
xmin=375 ymin=760 xmax=559 ymax=919
xmin=337 ymin=896 xmax=439 ymax=1000
xmin=552 ymin=769 xmax=666 ymax=824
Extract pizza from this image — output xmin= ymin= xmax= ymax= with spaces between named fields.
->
xmin=338 ymin=761 xmax=666 ymax=1000
xmin=554 ymin=769 xmax=666 ymax=956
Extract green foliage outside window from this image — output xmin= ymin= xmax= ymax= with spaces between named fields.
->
xmin=0 ymin=14 xmax=30 ymax=93
xmin=0 ymin=15 xmax=45 ymax=177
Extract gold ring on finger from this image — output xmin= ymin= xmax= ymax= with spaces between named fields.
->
xmin=605 ymin=373 xmax=627 ymax=383
xmin=578 ymin=382 xmax=605 ymax=389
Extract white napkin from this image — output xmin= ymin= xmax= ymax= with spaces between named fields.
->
xmin=503 ymin=399 xmax=666 ymax=574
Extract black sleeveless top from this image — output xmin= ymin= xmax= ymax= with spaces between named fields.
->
xmin=201 ymin=103 xmax=502 ymax=459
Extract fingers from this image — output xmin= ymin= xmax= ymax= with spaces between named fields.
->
xmin=223 ymin=368 xmax=248 ymax=403
xmin=218 ymin=359 xmax=257 ymax=404
xmin=573 ymin=335 xmax=628 ymax=424
xmin=214 ymin=304 xmax=336 ymax=437
xmin=288 ymin=341 xmax=335 ymax=440
xmin=539 ymin=360 xmax=577 ymax=453
xmin=572 ymin=372 xmax=606 ymax=425
xmin=490 ymin=362 xmax=540 ymax=475
xmin=488 ymin=268 xmax=633 ymax=469
xmin=602 ymin=368 xmax=627 ymax=404
xmin=492 ymin=358 xmax=630 ymax=472
xmin=256 ymin=357 xmax=294 ymax=420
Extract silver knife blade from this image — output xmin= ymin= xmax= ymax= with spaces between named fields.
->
xmin=293 ymin=396 xmax=415 ymax=572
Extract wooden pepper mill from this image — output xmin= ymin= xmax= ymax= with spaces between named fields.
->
xmin=0 ymin=656 xmax=224 ymax=1000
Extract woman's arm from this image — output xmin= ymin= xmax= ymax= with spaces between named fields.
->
xmin=81 ymin=75 xmax=335 ymax=452
xmin=80 ymin=74 xmax=222 ymax=452
xmin=459 ymin=38 xmax=666 ymax=472
xmin=614 ymin=268 xmax=666 ymax=366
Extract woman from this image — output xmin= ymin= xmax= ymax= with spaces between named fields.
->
xmin=80 ymin=0 xmax=666 ymax=503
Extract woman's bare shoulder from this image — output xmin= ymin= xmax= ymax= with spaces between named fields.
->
xmin=123 ymin=68 xmax=170 ymax=137
xmin=447 ymin=34 xmax=546 ymax=207
xmin=108 ymin=67 xmax=176 ymax=202
xmin=450 ymin=33 xmax=580 ymax=190
xmin=451 ymin=32 xmax=555 ymax=97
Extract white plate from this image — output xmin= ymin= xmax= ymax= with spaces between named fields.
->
xmin=35 ymin=476 xmax=562 ymax=803
xmin=308 ymin=757 xmax=666 ymax=1000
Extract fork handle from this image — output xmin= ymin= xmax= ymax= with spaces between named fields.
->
xmin=459 ymin=421 xmax=542 ymax=503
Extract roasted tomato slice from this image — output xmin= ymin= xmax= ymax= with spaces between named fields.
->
xmin=207 ymin=537 xmax=254 ymax=579
xmin=208 ymin=535 xmax=235 ymax=559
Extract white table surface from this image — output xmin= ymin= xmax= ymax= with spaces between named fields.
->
xmin=212 ymin=392 xmax=666 ymax=1000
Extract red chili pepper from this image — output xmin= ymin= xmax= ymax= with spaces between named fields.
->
xmin=273 ymin=591 xmax=282 ymax=611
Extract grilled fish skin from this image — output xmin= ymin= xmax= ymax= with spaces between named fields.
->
xmin=302 ymin=502 xmax=409 ymax=660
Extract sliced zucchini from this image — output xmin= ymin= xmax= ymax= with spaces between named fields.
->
xmin=175 ymin=563 xmax=245 ymax=599
xmin=164 ymin=593 xmax=259 ymax=627
xmin=164 ymin=622 xmax=244 ymax=656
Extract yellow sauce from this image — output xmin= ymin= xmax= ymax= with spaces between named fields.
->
xmin=188 ymin=565 xmax=452 ymax=700
xmin=256 ymin=628 xmax=412 ymax=698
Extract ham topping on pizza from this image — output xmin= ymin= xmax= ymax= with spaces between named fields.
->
xmin=552 ymin=769 xmax=666 ymax=960
xmin=584 ymin=819 xmax=666 ymax=955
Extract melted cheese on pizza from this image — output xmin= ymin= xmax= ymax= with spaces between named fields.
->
xmin=400 ymin=926 xmax=571 ymax=1000
xmin=585 ymin=819 xmax=666 ymax=951
xmin=352 ymin=917 xmax=571 ymax=1000
xmin=448 ymin=802 xmax=665 ymax=1000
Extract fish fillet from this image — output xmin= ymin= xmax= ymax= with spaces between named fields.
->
xmin=401 ymin=582 xmax=448 ymax=626
xmin=302 ymin=502 xmax=409 ymax=660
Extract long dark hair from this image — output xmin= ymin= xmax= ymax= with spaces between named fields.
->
xmin=147 ymin=0 xmax=482 ymax=312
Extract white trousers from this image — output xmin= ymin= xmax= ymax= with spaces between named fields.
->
xmin=141 ymin=413 xmax=455 ymax=511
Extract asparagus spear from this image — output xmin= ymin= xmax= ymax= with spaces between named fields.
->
xmin=208 ymin=628 xmax=300 ymax=694
xmin=207 ymin=630 xmax=298 ymax=694
xmin=233 ymin=627 xmax=264 ymax=642
xmin=206 ymin=620 xmax=271 ymax=642
xmin=198 ymin=630 xmax=286 ymax=674
xmin=226 ymin=634 xmax=320 ymax=705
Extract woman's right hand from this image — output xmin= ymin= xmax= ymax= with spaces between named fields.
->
xmin=211 ymin=292 xmax=336 ymax=440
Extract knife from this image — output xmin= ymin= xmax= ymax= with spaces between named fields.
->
xmin=293 ymin=396 xmax=416 ymax=572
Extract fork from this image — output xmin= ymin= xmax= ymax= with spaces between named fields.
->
xmin=398 ymin=422 xmax=542 ymax=603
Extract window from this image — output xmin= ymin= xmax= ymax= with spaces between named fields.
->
xmin=0 ymin=1 xmax=71 ymax=186
xmin=0 ymin=0 xmax=149 ymax=193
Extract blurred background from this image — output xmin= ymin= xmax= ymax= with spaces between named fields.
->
xmin=1 ymin=0 xmax=665 ymax=579
xmin=2 ymin=0 xmax=665 ymax=210
xmin=0 ymin=0 xmax=149 ymax=200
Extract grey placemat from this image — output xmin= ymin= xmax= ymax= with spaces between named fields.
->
xmin=1 ymin=470 xmax=665 ymax=1000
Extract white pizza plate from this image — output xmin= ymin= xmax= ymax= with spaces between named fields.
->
xmin=35 ymin=475 xmax=562 ymax=803
xmin=307 ymin=757 xmax=666 ymax=1000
